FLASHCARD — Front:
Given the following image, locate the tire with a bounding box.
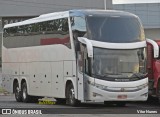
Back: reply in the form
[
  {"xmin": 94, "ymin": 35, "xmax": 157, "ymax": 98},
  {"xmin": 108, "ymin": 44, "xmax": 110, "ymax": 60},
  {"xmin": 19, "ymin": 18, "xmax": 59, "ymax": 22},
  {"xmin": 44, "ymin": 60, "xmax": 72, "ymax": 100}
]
[
  {"xmin": 22, "ymin": 82, "xmax": 31, "ymax": 103},
  {"xmin": 66, "ymin": 83, "xmax": 80, "ymax": 106},
  {"xmin": 14, "ymin": 82, "xmax": 22, "ymax": 102}
]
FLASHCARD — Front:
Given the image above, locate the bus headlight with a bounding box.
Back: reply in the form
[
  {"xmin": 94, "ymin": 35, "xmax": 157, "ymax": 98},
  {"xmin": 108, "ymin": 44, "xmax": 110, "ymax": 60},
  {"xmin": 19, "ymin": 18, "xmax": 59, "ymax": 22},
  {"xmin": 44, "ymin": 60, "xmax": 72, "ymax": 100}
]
[
  {"xmin": 91, "ymin": 82, "xmax": 148, "ymax": 92},
  {"xmin": 94, "ymin": 83, "xmax": 108, "ymax": 90}
]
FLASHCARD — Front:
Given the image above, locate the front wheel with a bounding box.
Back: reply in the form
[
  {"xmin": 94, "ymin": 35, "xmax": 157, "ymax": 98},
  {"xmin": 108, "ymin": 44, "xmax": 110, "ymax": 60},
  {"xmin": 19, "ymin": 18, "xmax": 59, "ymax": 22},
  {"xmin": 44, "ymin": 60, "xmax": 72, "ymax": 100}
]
[{"xmin": 66, "ymin": 83, "xmax": 80, "ymax": 106}]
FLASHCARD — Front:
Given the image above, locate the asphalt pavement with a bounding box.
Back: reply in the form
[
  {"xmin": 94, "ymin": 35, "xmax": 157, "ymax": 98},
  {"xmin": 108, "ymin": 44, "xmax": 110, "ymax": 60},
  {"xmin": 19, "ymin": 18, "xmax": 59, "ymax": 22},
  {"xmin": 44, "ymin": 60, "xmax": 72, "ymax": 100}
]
[{"xmin": 0, "ymin": 94, "xmax": 160, "ymax": 117}]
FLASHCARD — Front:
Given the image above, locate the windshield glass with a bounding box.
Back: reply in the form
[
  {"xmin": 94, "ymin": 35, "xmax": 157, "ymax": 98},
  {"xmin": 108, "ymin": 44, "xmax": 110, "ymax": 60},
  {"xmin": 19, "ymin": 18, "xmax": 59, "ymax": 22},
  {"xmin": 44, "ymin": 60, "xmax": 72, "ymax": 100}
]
[
  {"xmin": 92, "ymin": 48, "xmax": 146, "ymax": 81},
  {"xmin": 87, "ymin": 15, "xmax": 145, "ymax": 43}
]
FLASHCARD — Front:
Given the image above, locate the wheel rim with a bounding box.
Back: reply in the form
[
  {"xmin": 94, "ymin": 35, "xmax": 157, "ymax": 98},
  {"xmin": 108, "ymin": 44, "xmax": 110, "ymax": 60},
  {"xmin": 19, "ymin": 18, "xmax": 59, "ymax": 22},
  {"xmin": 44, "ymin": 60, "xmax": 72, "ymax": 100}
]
[
  {"xmin": 15, "ymin": 86, "xmax": 19, "ymax": 99},
  {"xmin": 23, "ymin": 87, "xmax": 27, "ymax": 100},
  {"xmin": 69, "ymin": 88, "xmax": 75, "ymax": 104}
]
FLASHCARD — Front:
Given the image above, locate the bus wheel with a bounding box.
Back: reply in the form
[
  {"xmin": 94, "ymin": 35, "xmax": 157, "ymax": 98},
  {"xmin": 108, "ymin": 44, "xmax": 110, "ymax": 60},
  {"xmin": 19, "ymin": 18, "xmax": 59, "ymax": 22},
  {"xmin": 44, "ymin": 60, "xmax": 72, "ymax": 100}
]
[
  {"xmin": 14, "ymin": 82, "xmax": 22, "ymax": 102},
  {"xmin": 66, "ymin": 83, "xmax": 80, "ymax": 106},
  {"xmin": 22, "ymin": 82, "xmax": 31, "ymax": 103}
]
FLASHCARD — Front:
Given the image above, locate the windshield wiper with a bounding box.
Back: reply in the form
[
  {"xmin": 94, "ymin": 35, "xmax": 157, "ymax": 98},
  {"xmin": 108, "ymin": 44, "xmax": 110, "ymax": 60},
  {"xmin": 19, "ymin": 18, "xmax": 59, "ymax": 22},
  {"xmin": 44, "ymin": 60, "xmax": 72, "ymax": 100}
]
[
  {"xmin": 131, "ymin": 73, "xmax": 146, "ymax": 79},
  {"xmin": 102, "ymin": 73, "xmax": 129, "ymax": 78},
  {"xmin": 92, "ymin": 74, "xmax": 104, "ymax": 78}
]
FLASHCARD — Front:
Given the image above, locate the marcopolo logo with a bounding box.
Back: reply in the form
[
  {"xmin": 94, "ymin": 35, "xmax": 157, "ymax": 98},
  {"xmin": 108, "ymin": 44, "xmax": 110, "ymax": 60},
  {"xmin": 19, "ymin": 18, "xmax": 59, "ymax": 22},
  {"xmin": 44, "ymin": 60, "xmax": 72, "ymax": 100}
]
[{"xmin": 2, "ymin": 109, "xmax": 11, "ymax": 114}]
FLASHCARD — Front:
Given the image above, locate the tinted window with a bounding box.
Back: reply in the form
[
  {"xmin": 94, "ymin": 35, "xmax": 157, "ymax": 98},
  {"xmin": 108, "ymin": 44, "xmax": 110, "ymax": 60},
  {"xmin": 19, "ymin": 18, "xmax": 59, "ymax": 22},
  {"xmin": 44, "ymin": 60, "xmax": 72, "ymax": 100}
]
[
  {"xmin": 71, "ymin": 17, "xmax": 87, "ymax": 52},
  {"xmin": 71, "ymin": 16, "xmax": 87, "ymax": 39},
  {"xmin": 87, "ymin": 16, "xmax": 145, "ymax": 43},
  {"xmin": 3, "ymin": 18, "xmax": 71, "ymax": 48},
  {"xmin": 92, "ymin": 47, "xmax": 146, "ymax": 81}
]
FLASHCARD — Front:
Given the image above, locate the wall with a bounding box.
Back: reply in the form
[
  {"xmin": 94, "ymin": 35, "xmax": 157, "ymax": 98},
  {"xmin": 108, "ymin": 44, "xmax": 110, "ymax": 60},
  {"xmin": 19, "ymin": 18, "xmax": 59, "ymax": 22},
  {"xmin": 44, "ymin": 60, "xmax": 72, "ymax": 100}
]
[
  {"xmin": 113, "ymin": 3, "xmax": 160, "ymax": 28},
  {"xmin": 0, "ymin": 0, "xmax": 112, "ymax": 16},
  {"xmin": 113, "ymin": 3, "xmax": 160, "ymax": 40},
  {"xmin": 145, "ymin": 28, "xmax": 160, "ymax": 40}
]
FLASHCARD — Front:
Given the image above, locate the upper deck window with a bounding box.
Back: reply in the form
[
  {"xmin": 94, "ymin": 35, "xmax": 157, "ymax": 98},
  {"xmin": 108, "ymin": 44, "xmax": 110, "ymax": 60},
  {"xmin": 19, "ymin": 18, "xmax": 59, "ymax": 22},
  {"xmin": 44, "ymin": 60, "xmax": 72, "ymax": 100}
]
[
  {"xmin": 3, "ymin": 18, "xmax": 71, "ymax": 48},
  {"xmin": 86, "ymin": 15, "xmax": 145, "ymax": 43}
]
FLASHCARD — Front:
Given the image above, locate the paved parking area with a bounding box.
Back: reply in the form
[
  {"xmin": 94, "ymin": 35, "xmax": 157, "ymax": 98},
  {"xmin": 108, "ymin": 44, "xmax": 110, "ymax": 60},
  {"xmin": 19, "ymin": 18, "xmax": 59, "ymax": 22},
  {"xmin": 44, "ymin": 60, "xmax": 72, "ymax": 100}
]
[{"xmin": 0, "ymin": 95, "xmax": 160, "ymax": 117}]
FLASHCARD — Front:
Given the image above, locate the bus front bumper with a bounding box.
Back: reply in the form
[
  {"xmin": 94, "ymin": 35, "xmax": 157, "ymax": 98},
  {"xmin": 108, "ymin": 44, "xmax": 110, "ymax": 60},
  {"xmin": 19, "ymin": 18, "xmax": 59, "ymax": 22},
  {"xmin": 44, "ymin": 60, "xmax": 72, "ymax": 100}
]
[{"xmin": 84, "ymin": 78, "xmax": 148, "ymax": 102}]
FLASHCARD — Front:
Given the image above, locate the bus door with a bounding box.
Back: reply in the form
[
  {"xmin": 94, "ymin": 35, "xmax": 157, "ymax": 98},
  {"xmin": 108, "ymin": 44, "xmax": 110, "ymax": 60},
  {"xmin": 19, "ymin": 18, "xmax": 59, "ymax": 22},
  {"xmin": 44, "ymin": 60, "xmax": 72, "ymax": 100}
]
[{"xmin": 77, "ymin": 51, "xmax": 85, "ymax": 101}]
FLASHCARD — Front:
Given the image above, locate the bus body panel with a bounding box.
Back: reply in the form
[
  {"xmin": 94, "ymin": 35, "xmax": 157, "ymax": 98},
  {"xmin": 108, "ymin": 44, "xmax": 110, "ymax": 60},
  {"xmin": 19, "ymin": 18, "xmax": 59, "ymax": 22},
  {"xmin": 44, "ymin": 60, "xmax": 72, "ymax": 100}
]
[
  {"xmin": 84, "ymin": 76, "xmax": 148, "ymax": 102},
  {"xmin": 2, "ymin": 44, "xmax": 75, "ymax": 98}
]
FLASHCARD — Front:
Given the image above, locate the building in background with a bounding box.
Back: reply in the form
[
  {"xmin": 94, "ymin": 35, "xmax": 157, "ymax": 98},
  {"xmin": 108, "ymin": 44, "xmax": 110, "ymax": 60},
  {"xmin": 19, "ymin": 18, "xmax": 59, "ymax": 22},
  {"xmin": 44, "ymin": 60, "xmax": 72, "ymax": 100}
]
[
  {"xmin": 0, "ymin": 0, "xmax": 112, "ymax": 68},
  {"xmin": 114, "ymin": 3, "xmax": 160, "ymax": 40}
]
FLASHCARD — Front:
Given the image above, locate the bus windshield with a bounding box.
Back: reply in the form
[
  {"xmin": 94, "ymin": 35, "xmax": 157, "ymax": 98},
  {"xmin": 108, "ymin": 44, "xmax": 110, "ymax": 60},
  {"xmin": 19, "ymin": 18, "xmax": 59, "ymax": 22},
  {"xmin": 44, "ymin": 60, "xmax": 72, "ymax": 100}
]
[
  {"xmin": 86, "ymin": 15, "xmax": 145, "ymax": 43},
  {"xmin": 92, "ymin": 47, "xmax": 146, "ymax": 81}
]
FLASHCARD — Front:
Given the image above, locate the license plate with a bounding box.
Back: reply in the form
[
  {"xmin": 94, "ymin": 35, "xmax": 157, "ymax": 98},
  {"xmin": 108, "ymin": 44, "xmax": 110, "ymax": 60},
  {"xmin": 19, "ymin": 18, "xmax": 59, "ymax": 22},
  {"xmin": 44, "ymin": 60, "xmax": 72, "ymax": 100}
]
[{"xmin": 117, "ymin": 95, "xmax": 127, "ymax": 99}]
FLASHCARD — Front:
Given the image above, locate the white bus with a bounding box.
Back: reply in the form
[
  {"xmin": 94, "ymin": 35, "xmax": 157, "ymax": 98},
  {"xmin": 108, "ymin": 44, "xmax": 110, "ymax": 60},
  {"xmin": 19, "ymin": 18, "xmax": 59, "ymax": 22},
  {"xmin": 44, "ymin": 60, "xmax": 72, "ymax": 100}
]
[{"xmin": 2, "ymin": 10, "xmax": 148, "ymax": 106}]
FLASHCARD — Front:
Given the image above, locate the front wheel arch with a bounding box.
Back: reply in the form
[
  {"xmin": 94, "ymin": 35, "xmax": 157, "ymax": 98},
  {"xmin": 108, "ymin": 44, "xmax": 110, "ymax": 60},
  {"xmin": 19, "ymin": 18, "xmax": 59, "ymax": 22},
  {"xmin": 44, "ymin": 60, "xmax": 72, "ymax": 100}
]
[
  {"xmin": 65, "ymin": 81, "xmax": 80, "ymax": 106},
  {"xmin": 65, "ymin": 80, "xmax": 72, "ymax": 98}
]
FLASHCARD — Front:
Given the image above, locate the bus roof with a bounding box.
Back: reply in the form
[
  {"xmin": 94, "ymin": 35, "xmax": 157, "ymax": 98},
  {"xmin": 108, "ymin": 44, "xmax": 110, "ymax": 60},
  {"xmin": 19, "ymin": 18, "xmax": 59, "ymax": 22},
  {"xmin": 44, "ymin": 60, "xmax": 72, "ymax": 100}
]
[
  {"xmin": 4, "ymin": 11, "xmax": 69, "ymax": 28},
  {"xmin": 4, "ymin": 9, "xmax": 137, "ymax": 29}
]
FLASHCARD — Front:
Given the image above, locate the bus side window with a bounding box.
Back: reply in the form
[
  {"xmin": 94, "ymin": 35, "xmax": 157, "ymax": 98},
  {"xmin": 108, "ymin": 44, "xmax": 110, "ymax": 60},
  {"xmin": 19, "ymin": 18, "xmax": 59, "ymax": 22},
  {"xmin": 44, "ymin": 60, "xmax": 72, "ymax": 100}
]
[
  {"xmin": 71, "ymin": 16, "xmax": 87, "ymax": 52},
  {"xmin": 83, "ymin": 47, "xmax": 92, "ymax": 76},
  {"xmin": 72, "ymin": 31, "xmax": 80, "ymax": 52}
]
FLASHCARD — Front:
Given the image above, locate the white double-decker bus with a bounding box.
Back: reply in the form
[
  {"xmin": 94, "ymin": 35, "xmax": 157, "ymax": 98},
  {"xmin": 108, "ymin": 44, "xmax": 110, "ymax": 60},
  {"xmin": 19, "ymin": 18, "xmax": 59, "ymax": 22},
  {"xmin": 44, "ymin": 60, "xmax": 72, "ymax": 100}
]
[{"xmin": 2, "ymin": 10, "xmax": 148, "ymax": 106}]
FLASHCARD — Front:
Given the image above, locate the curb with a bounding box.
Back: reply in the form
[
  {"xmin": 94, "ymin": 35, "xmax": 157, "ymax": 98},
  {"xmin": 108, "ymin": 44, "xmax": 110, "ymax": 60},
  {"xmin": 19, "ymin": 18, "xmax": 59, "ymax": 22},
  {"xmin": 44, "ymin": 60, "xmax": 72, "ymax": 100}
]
[
  {"xmin": 0, "ymin": 93, "xmax": 5, "ymax": 96},
  {"xmin": 0, "ymin": 92, "xmax": 11, "ymax": 96}
]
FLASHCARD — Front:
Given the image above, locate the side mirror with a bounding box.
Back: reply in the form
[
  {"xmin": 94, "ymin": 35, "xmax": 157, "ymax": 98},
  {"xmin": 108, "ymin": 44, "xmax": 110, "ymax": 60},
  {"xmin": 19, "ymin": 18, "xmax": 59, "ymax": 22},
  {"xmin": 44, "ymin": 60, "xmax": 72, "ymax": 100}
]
[{"xmin": 146, "ymin": 38, "xmax": 159, "ymax": 58}]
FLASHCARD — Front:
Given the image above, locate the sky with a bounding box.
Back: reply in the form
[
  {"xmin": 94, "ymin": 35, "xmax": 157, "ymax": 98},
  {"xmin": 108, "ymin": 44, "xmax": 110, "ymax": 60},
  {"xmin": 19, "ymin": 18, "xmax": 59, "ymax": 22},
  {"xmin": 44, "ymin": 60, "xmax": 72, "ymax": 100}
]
[{"xmin": 113, "ymin": 0, "xmax": 160, "ymax": 4}]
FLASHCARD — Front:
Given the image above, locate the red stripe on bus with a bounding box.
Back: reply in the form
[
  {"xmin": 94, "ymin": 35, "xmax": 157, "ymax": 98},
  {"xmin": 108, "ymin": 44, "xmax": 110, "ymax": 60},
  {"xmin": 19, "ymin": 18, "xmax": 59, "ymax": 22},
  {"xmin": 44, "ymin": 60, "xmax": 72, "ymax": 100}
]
[{"xmin": 40, "ymin": 37, "xmax": 70, "ymax": 45}]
